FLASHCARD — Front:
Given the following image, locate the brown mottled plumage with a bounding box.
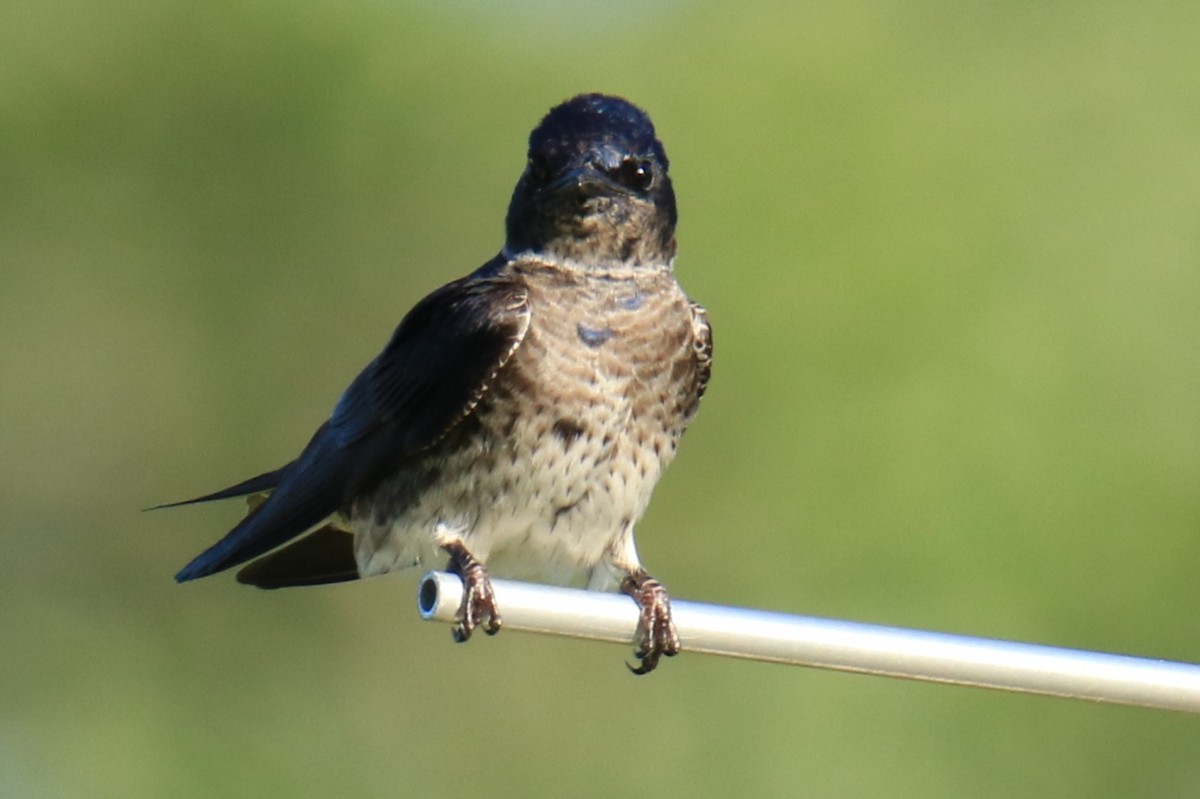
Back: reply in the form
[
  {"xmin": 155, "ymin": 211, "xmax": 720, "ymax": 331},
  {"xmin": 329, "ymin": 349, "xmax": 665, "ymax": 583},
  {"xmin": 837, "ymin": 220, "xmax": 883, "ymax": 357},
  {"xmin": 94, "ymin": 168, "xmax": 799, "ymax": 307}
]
[{"xmin": 355, "ymin": 257, "xmax": 711, "ymax": 591}]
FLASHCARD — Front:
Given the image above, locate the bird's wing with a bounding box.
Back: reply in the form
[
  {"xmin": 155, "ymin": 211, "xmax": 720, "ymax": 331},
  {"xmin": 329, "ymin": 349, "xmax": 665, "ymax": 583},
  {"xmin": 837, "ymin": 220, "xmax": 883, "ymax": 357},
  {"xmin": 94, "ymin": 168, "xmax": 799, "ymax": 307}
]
[
  {"xmin": 688, "ymin": 301, "xmax": 713, "ymax": 410},
  {"xmin": 174, "ymin": 272, "xmax": 531, "ymax": 582}
]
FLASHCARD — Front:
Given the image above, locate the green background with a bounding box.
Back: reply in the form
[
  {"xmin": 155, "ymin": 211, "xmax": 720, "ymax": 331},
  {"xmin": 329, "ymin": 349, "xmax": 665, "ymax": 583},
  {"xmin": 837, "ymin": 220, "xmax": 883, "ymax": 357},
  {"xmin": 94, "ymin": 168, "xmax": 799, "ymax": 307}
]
[{"xmin": 3, "ymin": 1, "xmax": 1198, "ymax": 796}]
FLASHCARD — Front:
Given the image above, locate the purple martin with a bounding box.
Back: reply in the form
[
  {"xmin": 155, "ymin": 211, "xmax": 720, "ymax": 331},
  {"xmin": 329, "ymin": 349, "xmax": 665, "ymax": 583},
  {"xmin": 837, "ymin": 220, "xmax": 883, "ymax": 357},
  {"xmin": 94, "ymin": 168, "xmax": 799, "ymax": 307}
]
[{"xmin": 167, "ymin": 93, "xmax": 712, "ymax": 674}]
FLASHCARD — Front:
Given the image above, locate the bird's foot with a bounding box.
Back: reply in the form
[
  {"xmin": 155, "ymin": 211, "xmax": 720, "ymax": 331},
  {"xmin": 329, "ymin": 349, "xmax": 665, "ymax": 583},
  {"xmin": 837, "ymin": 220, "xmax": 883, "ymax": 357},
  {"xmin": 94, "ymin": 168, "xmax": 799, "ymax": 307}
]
[
  {"xmin": 443, "ymin": 541, "xmax": 501, "ymax": 642},
  {"xmin": 620, "ymin": 571, "xmax": 680, "ymax": 675}
]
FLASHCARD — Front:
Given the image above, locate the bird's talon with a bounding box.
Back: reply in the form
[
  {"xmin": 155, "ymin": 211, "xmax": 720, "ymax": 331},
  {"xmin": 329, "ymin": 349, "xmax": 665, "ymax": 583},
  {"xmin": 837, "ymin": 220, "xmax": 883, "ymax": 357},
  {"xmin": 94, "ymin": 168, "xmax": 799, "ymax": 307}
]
[
  {"xmin": 621, "ymin": 571, "xmax": 679, "ymax": 675},
  {"xmin": 444, "ymin": 540, "xmax": 501, "ymax": 644}
]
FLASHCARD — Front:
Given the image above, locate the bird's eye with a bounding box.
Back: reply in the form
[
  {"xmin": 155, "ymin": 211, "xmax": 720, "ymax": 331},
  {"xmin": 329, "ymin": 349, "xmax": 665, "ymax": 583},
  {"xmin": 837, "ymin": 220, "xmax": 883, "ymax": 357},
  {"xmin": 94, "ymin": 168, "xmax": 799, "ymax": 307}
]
[{"xmin": 609, "ymin": 159, "xmax": 655, "ymax": 193}]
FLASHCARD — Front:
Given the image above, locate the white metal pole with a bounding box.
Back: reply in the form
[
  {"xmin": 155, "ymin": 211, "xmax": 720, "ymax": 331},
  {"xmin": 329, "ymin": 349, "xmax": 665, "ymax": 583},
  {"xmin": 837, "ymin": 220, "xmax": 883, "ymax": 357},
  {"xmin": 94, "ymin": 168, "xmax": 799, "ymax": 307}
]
[{"xmin": 418, "ymin": 571, "xmax": 1200, "ymax": 713}]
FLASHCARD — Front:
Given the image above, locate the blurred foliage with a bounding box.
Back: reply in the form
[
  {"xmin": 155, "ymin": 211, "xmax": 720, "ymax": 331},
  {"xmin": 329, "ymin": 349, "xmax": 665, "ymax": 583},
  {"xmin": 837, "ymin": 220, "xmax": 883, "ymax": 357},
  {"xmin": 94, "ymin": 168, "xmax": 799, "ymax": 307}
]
[{"xmin": 2, "ymin": 0, "xmax": 1199, "ymax": 796}]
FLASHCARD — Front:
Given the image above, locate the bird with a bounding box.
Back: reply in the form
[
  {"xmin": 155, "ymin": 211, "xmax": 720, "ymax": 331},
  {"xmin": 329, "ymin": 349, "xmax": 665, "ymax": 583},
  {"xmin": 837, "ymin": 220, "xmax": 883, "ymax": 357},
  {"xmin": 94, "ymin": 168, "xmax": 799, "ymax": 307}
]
[{"xmin": 165, "ymin": 93, "xmax": 713, "ymax": 674}]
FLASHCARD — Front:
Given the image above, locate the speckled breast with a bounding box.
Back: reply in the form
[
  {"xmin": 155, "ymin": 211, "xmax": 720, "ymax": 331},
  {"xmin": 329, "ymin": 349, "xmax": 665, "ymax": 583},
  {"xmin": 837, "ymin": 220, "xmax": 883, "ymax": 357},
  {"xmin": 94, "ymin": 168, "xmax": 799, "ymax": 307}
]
[{"xmin": 356, "ymin": 259, "xmax": 706, "ymax": 585}]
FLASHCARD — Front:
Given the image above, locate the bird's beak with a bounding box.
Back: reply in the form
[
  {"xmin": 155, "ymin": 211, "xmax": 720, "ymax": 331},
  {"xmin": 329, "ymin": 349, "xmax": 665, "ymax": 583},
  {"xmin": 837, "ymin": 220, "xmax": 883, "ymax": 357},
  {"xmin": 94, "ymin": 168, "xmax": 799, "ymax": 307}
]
[{"xmin": 545, "ymin": 164, "xmax": 630, "ymax": 199}]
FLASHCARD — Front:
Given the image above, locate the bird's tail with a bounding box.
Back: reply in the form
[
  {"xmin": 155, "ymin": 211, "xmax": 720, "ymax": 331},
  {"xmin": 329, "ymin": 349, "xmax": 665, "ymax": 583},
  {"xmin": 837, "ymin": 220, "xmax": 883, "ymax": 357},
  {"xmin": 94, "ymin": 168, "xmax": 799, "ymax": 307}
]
[{"xmin": 146, "ymin": 464, "xmax": 291, "ymax": 510}]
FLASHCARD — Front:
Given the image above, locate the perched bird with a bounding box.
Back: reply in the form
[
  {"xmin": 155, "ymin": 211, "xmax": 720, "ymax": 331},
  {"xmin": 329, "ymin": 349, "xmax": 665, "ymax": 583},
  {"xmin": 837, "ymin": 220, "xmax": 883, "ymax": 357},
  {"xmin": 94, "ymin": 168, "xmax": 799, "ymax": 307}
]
[{"xmin": 167, "ymin": 93, "xmax": 712, "ymax": 674}]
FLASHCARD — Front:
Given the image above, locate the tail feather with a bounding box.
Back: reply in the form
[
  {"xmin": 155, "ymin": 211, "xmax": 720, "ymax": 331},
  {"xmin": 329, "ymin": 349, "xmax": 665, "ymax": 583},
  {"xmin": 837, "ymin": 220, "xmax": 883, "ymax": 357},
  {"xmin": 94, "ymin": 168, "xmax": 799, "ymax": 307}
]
[
  {"xmin": 173, "ymin": 456, "xmax": 344, "ymax": 583},
  {"xmin": 236, "ymin": 525, "xmax": 359, "ymax": 589},
  {"xmin": 149, "ymin": 465, "xmax": 291, "ymax": 511}
]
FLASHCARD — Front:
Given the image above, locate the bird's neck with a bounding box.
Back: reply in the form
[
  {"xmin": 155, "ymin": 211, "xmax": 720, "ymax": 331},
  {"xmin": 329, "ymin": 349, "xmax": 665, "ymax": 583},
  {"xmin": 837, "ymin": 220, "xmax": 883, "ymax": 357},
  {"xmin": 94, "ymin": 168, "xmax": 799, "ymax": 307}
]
[{"xmin": 502, "ymin": 247, "xmax": 675, "ymax": 284}]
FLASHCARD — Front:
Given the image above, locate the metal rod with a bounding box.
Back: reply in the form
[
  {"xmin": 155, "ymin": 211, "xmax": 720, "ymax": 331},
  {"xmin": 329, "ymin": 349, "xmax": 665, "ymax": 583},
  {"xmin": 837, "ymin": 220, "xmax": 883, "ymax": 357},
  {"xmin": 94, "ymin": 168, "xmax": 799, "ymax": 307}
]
[{"xmin": 418, "ymin": 571, "xmax": 1200, "ymax": 713}]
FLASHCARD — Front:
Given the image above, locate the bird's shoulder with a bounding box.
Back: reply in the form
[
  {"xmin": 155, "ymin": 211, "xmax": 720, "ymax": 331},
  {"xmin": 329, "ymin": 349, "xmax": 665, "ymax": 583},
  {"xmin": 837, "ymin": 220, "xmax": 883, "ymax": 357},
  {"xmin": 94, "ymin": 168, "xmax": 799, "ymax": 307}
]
[{"xmin": 328, "ymin": 256, "xmax": 532, "ymax": 454}]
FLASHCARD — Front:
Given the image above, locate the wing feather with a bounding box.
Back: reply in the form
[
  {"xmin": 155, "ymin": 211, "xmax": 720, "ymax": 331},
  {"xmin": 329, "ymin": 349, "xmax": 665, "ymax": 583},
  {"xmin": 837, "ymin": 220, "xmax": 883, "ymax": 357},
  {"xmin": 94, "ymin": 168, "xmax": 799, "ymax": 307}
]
[{"xmin": 173, "ymin": 270, "xmax": 531, "ymax": 582}]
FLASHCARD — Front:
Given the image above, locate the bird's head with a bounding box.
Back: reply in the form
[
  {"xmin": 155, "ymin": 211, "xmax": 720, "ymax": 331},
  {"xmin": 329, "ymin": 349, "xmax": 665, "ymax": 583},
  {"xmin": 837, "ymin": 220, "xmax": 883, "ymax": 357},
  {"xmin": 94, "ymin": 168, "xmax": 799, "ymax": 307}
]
[{"xmin": 504, "ymin": 94, "xmax": 677, "ymax": 270}]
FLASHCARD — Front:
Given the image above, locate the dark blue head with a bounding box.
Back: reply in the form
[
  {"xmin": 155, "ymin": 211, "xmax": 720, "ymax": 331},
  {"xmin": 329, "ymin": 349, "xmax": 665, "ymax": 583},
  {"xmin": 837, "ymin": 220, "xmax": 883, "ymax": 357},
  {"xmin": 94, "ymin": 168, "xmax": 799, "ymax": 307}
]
[{"xmin": 505, "ymin": 94, "xmax": 678, "ymax": 268}]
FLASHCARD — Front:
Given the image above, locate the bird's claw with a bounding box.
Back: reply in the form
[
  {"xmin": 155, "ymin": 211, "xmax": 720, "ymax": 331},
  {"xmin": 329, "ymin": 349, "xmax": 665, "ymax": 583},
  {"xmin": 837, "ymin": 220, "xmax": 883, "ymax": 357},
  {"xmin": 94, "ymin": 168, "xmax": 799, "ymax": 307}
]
[
  {"xmin": 444, "ymin": 541, "xmax": 502, "ymax": 642},
  {"xmin": 621, "ymin": 572, "xmax": 680, "ymax": 675}
]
